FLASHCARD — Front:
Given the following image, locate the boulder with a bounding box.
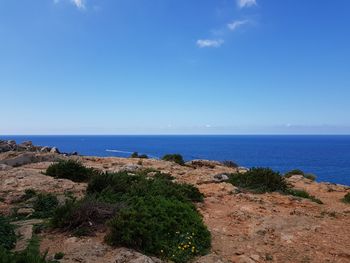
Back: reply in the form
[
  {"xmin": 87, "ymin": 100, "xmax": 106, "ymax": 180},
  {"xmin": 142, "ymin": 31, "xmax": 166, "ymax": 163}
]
[
  {"xmin": 50, "ymin": 147, "xmax": 60, "ymax": 154},
  {"xmin": 0, "ymin": 152, "xmax": 37, "ymax": 167},
  {"xmin": 40, "ymin": 146, "xmax": 51, "ymax": 153},
  {"xmin": 213, "ymin": 173, "xmax": 230, "ymax": 182},
  {"xmin": 119, "ymin": 164, "xmax": 142, "ymax": 173},
  {"xmin": 0, "ymin": 141, "xmax": 12, "ymax": 153}
]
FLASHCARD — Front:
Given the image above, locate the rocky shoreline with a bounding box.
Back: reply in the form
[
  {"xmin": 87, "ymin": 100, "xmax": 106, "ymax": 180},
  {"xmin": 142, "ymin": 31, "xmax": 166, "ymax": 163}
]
[{"xmin": 1, "ymin": 141, "xmax": 350, "ymax": 263}]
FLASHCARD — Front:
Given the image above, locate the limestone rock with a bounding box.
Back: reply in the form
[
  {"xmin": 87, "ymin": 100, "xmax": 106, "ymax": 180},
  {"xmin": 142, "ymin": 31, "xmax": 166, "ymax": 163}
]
[{"xmin": 213, "ymin": 173, "xmax": 230, "ymax": 182}]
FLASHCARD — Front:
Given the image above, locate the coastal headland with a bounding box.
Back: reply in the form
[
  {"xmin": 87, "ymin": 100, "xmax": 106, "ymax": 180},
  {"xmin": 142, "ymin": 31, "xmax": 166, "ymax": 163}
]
[{"xmin": 1, "ymin": 140, "xmax": 350, "ymax": 263}]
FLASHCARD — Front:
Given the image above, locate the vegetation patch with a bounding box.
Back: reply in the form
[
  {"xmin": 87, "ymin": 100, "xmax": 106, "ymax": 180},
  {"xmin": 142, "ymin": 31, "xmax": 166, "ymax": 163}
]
[
  {"xmin": 87, "ymin": 172, "xmax": 204, "ymax": 203},
  {"xmin": 342, "ymin": 192, "xmax": 350, "ymax": 204},
  {"xmin": 51, "ymin": 198, "xmax": 122, "ymax": 236},
  {"xmin": 22, "ymin": 189, "xmax": 37, "ymax": 201},
  {"xmin": 45, "ymin": 159, "xmax": 98, "ymax": 182},
  {"xmin": 228, "ymin": 167, "xmax": 323, "ymax": 204},
  {"xmin": 0, "ymin": 236, "xmax": 50, "ymax": 263},
  {"xmin": 162, "ymin": 154, "xmax": 185, "ymax": 165},
  {"xmin": 228, "ymin": 167, "xmax": 289, "ymax": 193},
  {"xmin": 287, "ymin": 189, "xmax": 323, "ymax": 204},
  {"xmin": 32, "ymin": 193, "xmax": 59, "ymax": 218},
  {"xmin": 0, "ymin": 216, "xmax": 17, "ymax": 250},
  {"xmin": 52, "ymin": 170, "xmax": 208, "ymax": 262},
  {"xmin": 221, "ymin": 160, "xmax": 239, "ymax": 168},
  {"xmin": 284, "ymin": 169, "xmax": 317, "ymax": 181},
  {"xmin": 106, "ymin": 196, "xmax": 210, "ymax": 263},
  {"xmin": 130, "ymin": 152, "xmax": 148, "ymax": 159}
]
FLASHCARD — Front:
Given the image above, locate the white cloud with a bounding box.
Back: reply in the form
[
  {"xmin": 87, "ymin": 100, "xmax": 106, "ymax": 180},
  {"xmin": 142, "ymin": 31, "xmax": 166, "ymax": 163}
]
[
  {"xmin": 237, "ymin": 0, "xmax": 257, "ymax": 8},
  {"xmin": 54, "ymin": 0, "xmax": 86, "ymax": 10},
  {"xmin": 196, "ymin": 39, "xmax": 224, "ymax": 48},
  {"xmin": 227, "ymin": 20, "xmax": 250, "ymax": 31},
  {"xmin": 71, "ymin": 0, "xmax": 85, "ymax": 9}
]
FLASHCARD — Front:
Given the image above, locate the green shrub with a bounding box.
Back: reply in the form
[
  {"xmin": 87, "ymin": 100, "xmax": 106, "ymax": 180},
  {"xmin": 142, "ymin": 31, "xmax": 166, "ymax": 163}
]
[
  {"xmin": 51, "ymin": 198, "xmax": 122, "ymax": 236},
  {"xmin": 130, "ymin": 152, "xmax": 148, "ymax": 159},
  {"xmin": 284, "ymin": 169, "xmax": 317, "ymax": 181},
  {"xmin": 32, "ymin": 193, "xmax": 59, "ymax": 218},
  {"xmin": 22, "ymin": 189, "xmax": 37, "ymax": 201},
  {"xmin": 287, "ymin": 189, "xmax": 323, "ymax": 204},
  {"xmin": 228, "ymin": 167, "xmax": 288, "ymax": 193},
  {"xmin": 54, "ymin": 170, "xmax": 208, "ymax": 262},
  {"xmin": 0, "ymin": 216, "xmax": 16, "ymax": 250},
  {"xmin": 162, "ymin": 154, "xmax": 185, "ymax": 165},
  {"xmin": 0, "ymin": 236, "xmax": 49, "ymax": 263},
  {"xmin": 105, "ymin": 196, "xmax": 210, "ymax": 263},
  {"xmin": 46, "ymin": 160, "xmax": 97, "ymax": 182},
  {"xmin": 54, "ymin": 252, "xmax": 64, "ymax": 260},
  {"xmin": 304, "ymin": 173, "xmax": 317, "ymax": 181},
  {"xmin": 221, "ymin": 160, "xmax": 239, "ymax": 168},
  {"xmin": 87, "ymin": 172, "xmax": 204, "ymax": 203},
  {"xmin": 342, "ymin": 192, "xmax": 350, "ymax": 204}
]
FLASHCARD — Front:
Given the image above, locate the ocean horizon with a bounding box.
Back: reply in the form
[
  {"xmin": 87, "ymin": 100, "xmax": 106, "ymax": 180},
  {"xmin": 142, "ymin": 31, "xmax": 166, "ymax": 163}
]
[{"xmin": 2, "ymin": 135, "xmax": 350, "ymax": 186}]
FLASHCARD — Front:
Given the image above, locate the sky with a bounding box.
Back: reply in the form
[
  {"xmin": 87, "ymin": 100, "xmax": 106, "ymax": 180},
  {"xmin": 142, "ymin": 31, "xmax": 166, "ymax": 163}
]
[{"xmin": 0, "ymin": 0, "xmax": 350, "ymax": 135}]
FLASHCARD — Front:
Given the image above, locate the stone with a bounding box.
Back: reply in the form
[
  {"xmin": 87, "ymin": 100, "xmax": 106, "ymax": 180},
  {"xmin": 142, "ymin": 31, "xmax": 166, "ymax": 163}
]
[
  {"xmin": 0, "ymin": 164, "xmax": 12, "ymax": 171},
  {"xmin": 0, "ymin": 152, "xmax": 36, "ymax": 167},
  {"xmin": 0, "ymin": 142, "xmax": 12, "ymax": 153},
  {"xmin": 119, "ymin": 164, "xmax": 142, "ymax": 173},
  {"xmin": 213, "ymin": 173, "xmax": 230, "ymax": 182},
  {"xmin": 237, "ymin": 255, "xmax": 255, "ymax": 263},
  {"xmin": 12, "ymin": 219, "xmax": 43, "ymax": 251},
  {"xmin": 40, "ymin": 146, "xmax": 51, "ymax": 153},
  {"xmin": 16, "ymin": 207, "xmax": 34, "ymax": 217},
  {"xmin": 50, "ymin": 147, "xmax": 60, "ymax": 154},
  {"xmin": 111, "ymin": 248, "xmax": 162, "ymax": 263}
]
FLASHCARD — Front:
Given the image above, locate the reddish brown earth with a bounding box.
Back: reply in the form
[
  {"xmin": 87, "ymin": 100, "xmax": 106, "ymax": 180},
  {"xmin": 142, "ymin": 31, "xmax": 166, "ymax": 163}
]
[{"xmin": 1, "ymin": 151, "xmax": 350, "ymax": 263}]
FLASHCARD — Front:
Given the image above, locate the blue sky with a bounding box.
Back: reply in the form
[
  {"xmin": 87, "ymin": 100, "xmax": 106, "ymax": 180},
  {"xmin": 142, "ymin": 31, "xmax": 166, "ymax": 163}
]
[{"xmin": 1, "ymin": 0, "xmax": 349, "ymax": 134}]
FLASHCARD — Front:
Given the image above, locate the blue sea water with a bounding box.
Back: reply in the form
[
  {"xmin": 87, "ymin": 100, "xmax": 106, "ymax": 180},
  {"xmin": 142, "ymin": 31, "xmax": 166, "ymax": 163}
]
[{"xmin": 2, "ymin": 135, "xmax": 350, "ymax": 186}]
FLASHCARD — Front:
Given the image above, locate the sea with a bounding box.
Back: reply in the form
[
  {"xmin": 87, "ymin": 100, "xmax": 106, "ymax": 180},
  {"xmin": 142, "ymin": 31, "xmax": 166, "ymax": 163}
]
[{"xmin": 1, "ymin": 135, "xmax": 350, "ymax": 186}]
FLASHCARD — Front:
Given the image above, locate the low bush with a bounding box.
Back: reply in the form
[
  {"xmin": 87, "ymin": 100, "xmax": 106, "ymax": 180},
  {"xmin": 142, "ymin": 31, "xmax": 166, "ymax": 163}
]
[
  {"xmin": 54, "ymin": 252, "xmax": 64, "ymax": 260},
  {"xmin": 130, "ymin": 152, "xmax": 148, "ymax": 159},
  {"xmin": 32, "ymin": 193, "xmax": 59, "ymax": 218},
  {"xmin": 22, "ymin": 189, "xmax": 37, "ymax": 201},
  {"xmin": 287, "ymin": 189, "xmax": 323, "ymax": 204},
  {"xmin": 45, "ymin": 159, "xmax": 98, "ymax": 182},
  {"xmin": 303, "ymin": 173, "xmax": 317, "ymax": 181},
  {"xmin": 87, "ymin": 172, "xmax": 204, "ymax": 203},
  {"xmin": 0, "ymin": 236, "xmax": 49, "ymax": 263},
  {"xmin": 0, "ymin": 216, "xmax": 16, "ymax": 250},
  {"xmin": 52, "ymin": 169, "xmax": 208, "ymax": 262},
  {"xmin": 228, "ymin": 167, "xmax": 289, "ymax": 193},
  {"xmin": 342, "ymin": 192, "xmax": 350, "ymax": 204},
  {"xmin": 105, "ymin": 196, "xmax": 210, "ymax": 263},
  {"xmin": 162, "ymin": 154, "xmax": 185, "ymax": 165},
  {"xmin": 51, "ymin": 198, "xmax": 122, "ymax": 236},
  {"xmin": 284, "ymin": 169, "xmax": 316, "ymax": 181},
  {"xmin": 221, "ymin": 160, "xmax": 239, "ymax": 168}
]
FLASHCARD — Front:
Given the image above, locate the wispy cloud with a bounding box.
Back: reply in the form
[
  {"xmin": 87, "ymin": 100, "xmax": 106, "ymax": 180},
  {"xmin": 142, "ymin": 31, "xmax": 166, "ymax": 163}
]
[
  {"xmin": 54, "ymin": 0, "xmax": 86, "ymax": 10},
  {"xmin": 196, "ymin": 39, "xmax": 224, "ymax": 48},
  {"xmin": 227, "ymin": 20, "xmax": 250, "ymax": 31},
  {"xmin": 237, "ymin": 0, "xmax": 257, "ymax": 8}
]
